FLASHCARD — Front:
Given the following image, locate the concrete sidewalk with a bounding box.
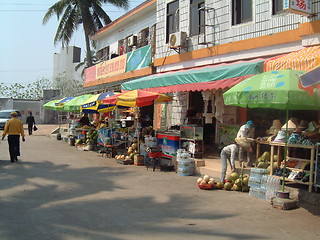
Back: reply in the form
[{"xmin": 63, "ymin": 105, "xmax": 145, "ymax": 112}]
[{"xmin": 0, "ymin": 135, "xmax": 319, "ymax": 240}]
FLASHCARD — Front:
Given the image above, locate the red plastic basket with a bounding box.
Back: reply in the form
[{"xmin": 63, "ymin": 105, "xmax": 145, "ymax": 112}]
[
  {"xmin": 148, "ymin": 151, "xmax": 162, "ymax": 158},
  {"xmin": 198, "ymin": 184, "xmax": 214, "ymax": 190}
]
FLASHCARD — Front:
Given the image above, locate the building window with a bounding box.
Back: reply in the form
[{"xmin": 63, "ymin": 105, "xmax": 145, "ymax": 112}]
[
  {"xmin": 272, "ymin": 0, "xmax": 283, "ymax": 15},
  {"xmin": 190, "ymin": 0, "xmax": 205, "ymax": 36},
  {"xmin": 140, "ymin": 28, "xmax": 149, "ymax": 47},
  {"xmin": 232, "ymin": 0, "xmax": 252, "ymax": 25},
  {"xmin": 96, "ymin": 46, "xmax": 109, "ymax": 61},
  {"xmin": 166, "ymin": 0, "xmax": 179, "ymax": 42}
]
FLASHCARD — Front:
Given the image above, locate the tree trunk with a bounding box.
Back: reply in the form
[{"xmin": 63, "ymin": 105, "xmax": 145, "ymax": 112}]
[{"xmin": 84, "ymin": 33, "xmax": 93, "ymax": 67}]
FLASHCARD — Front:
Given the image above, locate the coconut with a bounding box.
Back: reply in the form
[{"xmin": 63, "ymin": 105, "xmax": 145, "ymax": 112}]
[
  {"xmin": 242, "ymin": 177, "xmax": 249, "ymax": 186},
  {"xmin": 234, "ymin": 178, "xmax": 242, "ymax": 187},
  {"xmin": 216, "ymin": 181, "xmax": 224, "ymax": 189},
  {"xmin": 257, "ymin": 162, "xmax": 269, "ymax": 169},
  {"xmin": 200, "ymin": 180, "xmax": 208, "ymax": 185},
  {"xmin": 203, "ymin": 175, "xmax": 210, "ymax": 182},
  {"xmin": 224, "ymin": 182, "xmax": 232, "ymax": 191},
  {"xmin": 227, "ymin": 175, "xmax": 233, "ymax": 183},
  {"xmin": 209, "ymin": 178, "xmax": 214, "ymax": 182},
  {"xmin": 266, "ymin": 166, "xmax": 271, "ymax": 174},
  {"xmin": 131, "ymin": 143, "xmax": 138, "ymax": 149},
  {"xmin": 230, "ymin": 172, "xmax": 239, "ymax": 181},
  {"xmin": 208, "ymin": 180, "xmax": 215, "ymax": 185},
  {"xmin": 197, "ymin": 178, "xmax": 203, "ymax": 184},
  {"xmin": 233, "ymin": 184, "xmax": 241, "ymax": 191}
]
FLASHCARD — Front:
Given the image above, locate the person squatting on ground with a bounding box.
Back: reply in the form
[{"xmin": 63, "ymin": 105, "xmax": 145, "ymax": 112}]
[
  {"xmin": 220, "ymin": 143, "xmax": 238, "ymax": 183},
  {"xmin": 236, "ymin": 120, "xmax": 255, "ymax": 167},
  {"xmin": 2, "ymin": 111, "xmax": 25, "ymax": 162},
  {"xmin": 26, "ymin": 112, "xmax": 35, "ymax": 135}
]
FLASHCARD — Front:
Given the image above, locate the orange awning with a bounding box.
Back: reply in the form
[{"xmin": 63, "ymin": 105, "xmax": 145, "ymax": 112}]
[{"xmin": 264, "ymin": 46, "xmax": 320, "ymax": 71}]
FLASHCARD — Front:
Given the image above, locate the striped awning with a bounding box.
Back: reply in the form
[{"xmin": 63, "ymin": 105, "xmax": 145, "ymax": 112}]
[{"xmin": 265, "ymin": 46, "xmax": 320, "ymax": 71}]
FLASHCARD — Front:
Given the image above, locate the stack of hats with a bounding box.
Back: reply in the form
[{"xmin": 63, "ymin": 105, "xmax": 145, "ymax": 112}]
[
  {"xmin": 302, "ymin": 121, "xmax": 320, "ymax": 139},
  {"xmin": 266, "ymin": 119, "xmax": 282, "ymax": 135},
  {"xmin": 296, "ymin": 120, "xmax": 308, "ymax": 132},
  {"xmin": 281, "ymin": 118, "xmax": 297, "ymax": 133},
  {"xmin": 272, "ymin": 130, "xmax": 286, "ymax": 143}
]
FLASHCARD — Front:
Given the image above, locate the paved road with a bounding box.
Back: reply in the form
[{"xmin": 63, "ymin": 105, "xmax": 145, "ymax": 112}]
[{"xmin": 0, "ymin": 134, "xmax": 319, "ymax": 240}]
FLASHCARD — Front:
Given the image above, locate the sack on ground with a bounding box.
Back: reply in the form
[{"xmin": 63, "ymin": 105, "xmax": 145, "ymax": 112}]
[{"xmin": 33, "ymin": 125, "xmax": 38, "ymax": 131}]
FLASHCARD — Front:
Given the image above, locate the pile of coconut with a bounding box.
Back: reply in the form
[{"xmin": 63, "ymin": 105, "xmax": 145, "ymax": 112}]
[{"xmin": 197, "ymin": 172, "xmax": 250, "ymax": 192}]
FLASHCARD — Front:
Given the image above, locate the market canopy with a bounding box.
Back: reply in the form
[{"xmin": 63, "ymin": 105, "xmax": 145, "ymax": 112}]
[
  {"xmin": 121, "ymin": 59, "xmax": 265, "ymax": 93},
  {"xmin": 62, "ymin": 94, "xmax": 93, "ymax": 112},
  {"xmin": 81, "ymin": 92, "xmax": 117, "ymax": 114},
  {"xmin": 264, "ymin": 46, "xmax": 320, "ymax": 72},
  {"xmin": 223, "ymin": 69, "xmax": 320, "ymax": 110},
  {"xmin": 55, "ymin": 97, "xmax": 75, "ymax": 106},
  {"xmin": 101, "ymin": 90, "xmax": 172, "ymax": 107},
  {"xmin": 43, "ymin": 99, "xmax": 60, "ymax": 110}
]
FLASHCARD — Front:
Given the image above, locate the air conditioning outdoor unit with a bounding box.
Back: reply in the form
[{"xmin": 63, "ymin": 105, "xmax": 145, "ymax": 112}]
[
  {"xmin": 169, "ymin": 31, "xmax": 187, "ymax": 49},
  {"xmin": 127, "ymin": 35, "xmax": 137, "ymax": 47}
]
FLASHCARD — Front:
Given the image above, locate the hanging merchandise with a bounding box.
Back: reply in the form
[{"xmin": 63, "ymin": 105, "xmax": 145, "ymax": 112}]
[{"xmin": 215, "ymin": 91, "xmax": 224, "ymax": 123}]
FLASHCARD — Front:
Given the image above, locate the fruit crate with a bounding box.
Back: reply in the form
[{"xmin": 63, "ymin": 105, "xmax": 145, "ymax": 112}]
[{"xmin": 116, "ymin": 158, "xmax": 133, "ymax": 165}]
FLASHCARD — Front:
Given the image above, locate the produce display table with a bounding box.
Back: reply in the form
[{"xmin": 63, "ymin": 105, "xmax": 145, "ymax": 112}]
[{"xmin": 256, "ymin": 141, "xmax": 315, "ymax": 192}]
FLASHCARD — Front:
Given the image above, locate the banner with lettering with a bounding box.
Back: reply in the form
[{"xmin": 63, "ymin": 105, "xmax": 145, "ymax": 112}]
[{"xmin": 96, "ymin": 55, "xmax": 127, "ymax": 79}]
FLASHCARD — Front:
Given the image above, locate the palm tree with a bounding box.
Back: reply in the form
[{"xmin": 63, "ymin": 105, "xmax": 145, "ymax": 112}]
[{"xmin": 43, "ymin": 0, "xmax": 129, "ymax": 67}]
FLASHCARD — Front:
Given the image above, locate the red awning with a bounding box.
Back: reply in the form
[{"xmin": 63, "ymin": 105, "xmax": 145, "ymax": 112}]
[{"xmin": 130, "ymin": 75, "xmax": 253, "ymax": 93}]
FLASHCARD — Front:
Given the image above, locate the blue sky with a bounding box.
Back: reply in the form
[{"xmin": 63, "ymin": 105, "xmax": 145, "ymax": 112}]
[{"xmin": 0, "ymin": 0, "xmax": 143, "ymax": 86}]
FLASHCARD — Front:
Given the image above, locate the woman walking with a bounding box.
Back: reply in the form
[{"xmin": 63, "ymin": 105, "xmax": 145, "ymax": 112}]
[{"xmin": 2, "ymin": 111, "xmax": 25, "ymax": 162}]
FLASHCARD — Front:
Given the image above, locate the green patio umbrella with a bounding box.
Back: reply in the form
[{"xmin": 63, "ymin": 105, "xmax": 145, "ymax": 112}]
[
  {"xmin": 43, "ymin": 99, "xmax": 61, "ymax": 110},
  {"xmin": 62, "ymin": 94, "xmax": 93, "ymax": 112},
  {"xmin": 223, "ymin": 69, "xmax": 320, "ymax": 191}
]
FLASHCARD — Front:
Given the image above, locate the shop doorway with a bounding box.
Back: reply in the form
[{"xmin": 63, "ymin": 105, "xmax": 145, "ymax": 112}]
[
  {"xmin": 140, "ymin": 105, "xmax": 154, "ymax": 128},
  {"xmin": 189, "ymin": 91, "xmax": 204, "ymax": 114},
  {"xmin": 188, "ymin": 91, "xmax": 216, "ymax": 154}
]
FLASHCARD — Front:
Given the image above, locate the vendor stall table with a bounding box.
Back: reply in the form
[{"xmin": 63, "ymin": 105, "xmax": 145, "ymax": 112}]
[{"xmin": 256, "ymin": 141, "xmax": 315, "ymax": 192}]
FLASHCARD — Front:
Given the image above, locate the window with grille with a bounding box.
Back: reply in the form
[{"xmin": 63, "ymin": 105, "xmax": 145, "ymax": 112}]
[
  {"xmin": 232, "ymin": 0, "xmax": 252, "ymax": 25},
  {"xmin": 166, "ymin": 0, "xmax": 179, "ymax": 42},
  {"xmin": 96, "ymin": 46, "xmax": 110, "ymax": 61},
  {"xmin": 190, "ymin": 0, "xmax": 205, "ymax": 36}
]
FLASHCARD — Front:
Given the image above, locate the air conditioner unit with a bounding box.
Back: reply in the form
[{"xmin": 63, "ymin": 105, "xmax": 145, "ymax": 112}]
[
  {"xmin": 169, "ymin": 31, "xmax": 187, "ymax": 49},
  {"xmin": 127, "ymin": 35, "xmax": 137, "ymax": 47}
]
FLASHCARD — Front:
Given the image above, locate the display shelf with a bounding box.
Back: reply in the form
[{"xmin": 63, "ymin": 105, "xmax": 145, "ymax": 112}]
[
  {"xmin": 256, "ymin": 142, "xmax": 315, "ymax": 192},
  {"xmin": 272, "ymin": 176, "xmax": 310, "ymax": 185},
  {"xmin": 286, "ymin": 157, "xmax": 311, "ymax": 162},
  {"xmin": 284, "ymin": 167, "xmax": 310, "ymax": 171},
  {"xmin": 180, "ymin": 120, "xmax": 204, "ymax": 158}
]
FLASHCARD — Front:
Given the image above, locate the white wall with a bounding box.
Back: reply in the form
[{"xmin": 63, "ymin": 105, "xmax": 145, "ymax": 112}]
[
  {"xmin": 52, "ymin": 46, "xmax": 83, "ymax": 83},
  {"xmin": 155, "ymin": 0, "xmax": 320, "ymax": 59}
]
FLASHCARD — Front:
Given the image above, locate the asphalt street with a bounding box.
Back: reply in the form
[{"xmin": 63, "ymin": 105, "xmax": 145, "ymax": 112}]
[{"xmin": 0, "ymin": 132, "xmax": 319, "ymax": 240}]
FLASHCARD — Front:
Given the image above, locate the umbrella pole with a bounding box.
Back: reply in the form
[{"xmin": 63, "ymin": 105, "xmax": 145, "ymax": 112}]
[
  {"xmin": 137, "ymin": 107, "xmax": 140, "ymax": 153},
  {"xmin": 282, "ymin": 108, "xmax": 289, "ymax": 192}
]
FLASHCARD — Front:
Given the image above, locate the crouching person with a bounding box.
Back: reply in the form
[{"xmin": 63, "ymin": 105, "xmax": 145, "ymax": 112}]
[{"xmin": 220, "ymin": 143, "xmax": 238, "ymax": 183}]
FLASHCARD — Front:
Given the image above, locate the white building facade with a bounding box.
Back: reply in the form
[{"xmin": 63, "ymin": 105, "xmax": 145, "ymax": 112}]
[{"xmin": 52, "ymin": 46, "xmax": 83, "ymax": 84}]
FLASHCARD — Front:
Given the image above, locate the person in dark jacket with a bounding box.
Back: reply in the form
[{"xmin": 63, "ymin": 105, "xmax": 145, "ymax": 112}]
[{"xmin": 26, "ymin": 112, "xmax": 35, "ymax": 135}]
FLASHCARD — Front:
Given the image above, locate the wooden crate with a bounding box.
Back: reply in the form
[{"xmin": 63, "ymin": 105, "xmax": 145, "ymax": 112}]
[{"xmin": 134, "ymin": 155, "xmax": 144, "ymax": 166}]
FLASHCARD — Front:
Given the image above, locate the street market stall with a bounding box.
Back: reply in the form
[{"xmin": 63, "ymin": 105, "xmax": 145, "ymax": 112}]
[{"xmin": 223, "ymin": 69, "xmax": 320, "ymax": 193}]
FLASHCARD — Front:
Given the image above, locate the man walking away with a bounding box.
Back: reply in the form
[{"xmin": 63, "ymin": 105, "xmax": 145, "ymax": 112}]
[
  {"xmin": 26, "ymin": 112, "xmax": 35, "ymax": 135},
  {"xmin": 2, "ymin": 112, "xmax": 25, "ymax": 162}
]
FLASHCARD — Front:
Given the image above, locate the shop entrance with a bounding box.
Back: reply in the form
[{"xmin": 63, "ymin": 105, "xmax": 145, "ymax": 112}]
[
  {"xmin": 188, "ymin": 91, "xmax": 216, "ymax": 154},
  {"xmin": 140, "ymin": 105, "xmax": 154, "ymax": 128}
]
